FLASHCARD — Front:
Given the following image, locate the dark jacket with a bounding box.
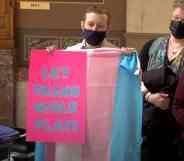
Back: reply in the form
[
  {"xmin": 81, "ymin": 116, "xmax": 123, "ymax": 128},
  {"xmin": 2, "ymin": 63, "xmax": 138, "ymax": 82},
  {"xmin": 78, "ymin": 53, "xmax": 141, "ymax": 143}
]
[
  {"xmin": 139, "ymin": 37, "xmax": 179, "ymax": 140},
  {"xmin": 173, "ymin": 72, "xmax": 184, "ymax": 139}
]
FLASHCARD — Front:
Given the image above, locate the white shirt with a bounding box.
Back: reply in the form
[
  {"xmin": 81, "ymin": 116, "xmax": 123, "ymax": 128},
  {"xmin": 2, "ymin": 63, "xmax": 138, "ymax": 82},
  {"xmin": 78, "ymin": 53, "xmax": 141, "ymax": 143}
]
[{"xmin": 67, "ymin": 39, "xmax": 117, "ymax": 50}]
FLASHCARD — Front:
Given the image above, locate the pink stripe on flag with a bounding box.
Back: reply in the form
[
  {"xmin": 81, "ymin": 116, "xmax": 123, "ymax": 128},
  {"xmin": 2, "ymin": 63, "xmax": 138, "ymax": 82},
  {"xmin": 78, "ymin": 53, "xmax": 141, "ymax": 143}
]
[
  {"xmin": 81, "ymin": 51, "xmax": 120, "ymax": 161},
  {"xmin": 45, "ymin": 143, "xmax": 56, "ymax": 161}
]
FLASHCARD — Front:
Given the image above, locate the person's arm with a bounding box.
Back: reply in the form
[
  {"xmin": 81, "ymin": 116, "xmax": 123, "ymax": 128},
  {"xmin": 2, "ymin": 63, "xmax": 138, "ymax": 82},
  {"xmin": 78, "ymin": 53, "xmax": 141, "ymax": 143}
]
[
  {"xmin": 139, "ymin": 39, "xmax": 155, "ymax": 72},
  {"xmin": 140, "ymin": 39, "xmax": 154, "ymax": 96},
  {"xmin": 173, "ymin": 73, "xmax": 184, "ymax": 129},
  {"xmin": 140, "ymin": 38, "xmax": 170, "ymax": 110},
  {"xmin": 145, "ymin": 92, "xmax": 170, "ymax": 110}
]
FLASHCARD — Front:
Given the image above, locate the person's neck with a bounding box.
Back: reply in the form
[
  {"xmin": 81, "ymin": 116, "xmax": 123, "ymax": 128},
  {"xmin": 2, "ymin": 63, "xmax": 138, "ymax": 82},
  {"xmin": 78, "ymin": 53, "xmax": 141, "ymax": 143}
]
[
  {"xmin": 87, "ymin": 43, "xmax": 100, "ymax": 49},
  {"xmin": 168, "ymin": 35, "xmax": 184, "ymax": 61},
  {"xmin": 85, "ymin": 40, "xmax": 104, "ymax": 49},
  {"xmin": 170, "ymin": 35, "xmax": 184, "ymax": 46}
]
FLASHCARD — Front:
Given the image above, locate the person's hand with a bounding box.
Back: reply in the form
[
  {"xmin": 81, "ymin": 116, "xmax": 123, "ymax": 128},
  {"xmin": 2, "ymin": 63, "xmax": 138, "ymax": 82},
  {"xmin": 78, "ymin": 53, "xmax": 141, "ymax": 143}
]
[
  {"xmin": 46, "ymin": 45, "xmax": 56, "ymax": 54},
  {"xmin": 147, "ymin": 92, "xmax": 170, "ymax": 110},
  {"xmin": 120, "ymin": 47, "xmax": 136, "ymax": 54}
]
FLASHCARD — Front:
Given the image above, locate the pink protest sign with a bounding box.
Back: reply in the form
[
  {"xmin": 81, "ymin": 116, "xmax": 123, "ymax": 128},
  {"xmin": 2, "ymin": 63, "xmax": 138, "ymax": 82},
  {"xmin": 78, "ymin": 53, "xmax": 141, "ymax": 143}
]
[{"xmin": 27, "ymin": 49, "xmax": 87, "ymax": 143}]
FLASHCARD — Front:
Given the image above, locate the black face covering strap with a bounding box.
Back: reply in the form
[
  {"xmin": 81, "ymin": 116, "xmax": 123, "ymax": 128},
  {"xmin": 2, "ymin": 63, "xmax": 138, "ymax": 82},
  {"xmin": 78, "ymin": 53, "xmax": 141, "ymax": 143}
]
[{"xmin": 169, "ymin": 20, "xmax": 184, "ymax": 39}]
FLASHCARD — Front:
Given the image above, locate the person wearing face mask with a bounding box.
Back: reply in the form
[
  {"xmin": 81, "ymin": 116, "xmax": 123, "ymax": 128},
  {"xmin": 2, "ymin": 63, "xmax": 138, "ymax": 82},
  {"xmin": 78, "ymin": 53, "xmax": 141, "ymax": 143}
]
[
  {"xmin": 140, "ymin": 0, "xmax": 184, "ymax": 161},
  {"xmin": 66, "ymin": 6, "xmax": 116, "ymax": 50},
  {"xmin": 46, "ymin": 6, "xmax": 117, "ymax": 53}
]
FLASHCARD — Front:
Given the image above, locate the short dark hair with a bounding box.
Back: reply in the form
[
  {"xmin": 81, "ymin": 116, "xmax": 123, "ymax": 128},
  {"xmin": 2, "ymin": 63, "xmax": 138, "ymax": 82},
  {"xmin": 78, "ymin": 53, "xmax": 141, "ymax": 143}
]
[
  {"xmin": 83, "ymin": 6, "xmax": 111, "ymax": 26},
  {"xmin": 173, "ymin": 0, "xmax": 184, "ymax": 9}
]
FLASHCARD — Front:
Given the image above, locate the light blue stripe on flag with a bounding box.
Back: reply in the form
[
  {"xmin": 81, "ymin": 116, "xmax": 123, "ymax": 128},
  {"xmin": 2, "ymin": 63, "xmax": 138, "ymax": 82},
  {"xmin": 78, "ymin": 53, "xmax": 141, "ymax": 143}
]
[
  {"xmin": 110, "ymin": 53, "xmax": 143, "ymax": 161},
  {"xmin": 35, "ymin": 142, "xmax": 45, "ymax": 161}
]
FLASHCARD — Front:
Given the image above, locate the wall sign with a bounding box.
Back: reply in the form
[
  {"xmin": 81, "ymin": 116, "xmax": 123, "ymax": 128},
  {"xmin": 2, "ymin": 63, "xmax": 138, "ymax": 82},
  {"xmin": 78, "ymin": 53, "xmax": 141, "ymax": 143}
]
[
  {"xmin": 20, "ymin": 1, "xmax": 50, "ymax": 10},
  {"xmin": 18, "ymin": 0, "xmax": 104, "ymax": 4}
]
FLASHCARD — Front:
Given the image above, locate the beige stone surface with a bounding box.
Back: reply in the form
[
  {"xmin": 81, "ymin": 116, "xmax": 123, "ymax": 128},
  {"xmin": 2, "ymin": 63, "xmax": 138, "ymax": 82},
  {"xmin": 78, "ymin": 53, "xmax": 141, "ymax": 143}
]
[
  {"xmin": 127, "ymin": 0, "xmax": 174, "ymax": 33},
  {"xmin": 16, "ymin": 81, "xmax": 27, "ymax": 128}
]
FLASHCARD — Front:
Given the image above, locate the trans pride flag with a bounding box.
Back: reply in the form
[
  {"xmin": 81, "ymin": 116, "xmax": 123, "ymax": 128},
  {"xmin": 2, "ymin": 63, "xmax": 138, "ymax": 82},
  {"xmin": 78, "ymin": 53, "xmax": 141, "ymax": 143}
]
[{"xmin": 33, "ymin": 48, "xmax": 142, "ymax": 161}]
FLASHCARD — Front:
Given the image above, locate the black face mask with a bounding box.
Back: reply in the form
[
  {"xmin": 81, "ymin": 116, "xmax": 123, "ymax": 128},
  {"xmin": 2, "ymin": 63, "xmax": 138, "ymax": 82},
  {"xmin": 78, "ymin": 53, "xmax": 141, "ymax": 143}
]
[
  {"xmin": 169, "ymin": 20, "xmax": 184, "ymax": 39},
  {"xmin": 84, "ymin": 29, "xmax": 106, "ymax": 46}
]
